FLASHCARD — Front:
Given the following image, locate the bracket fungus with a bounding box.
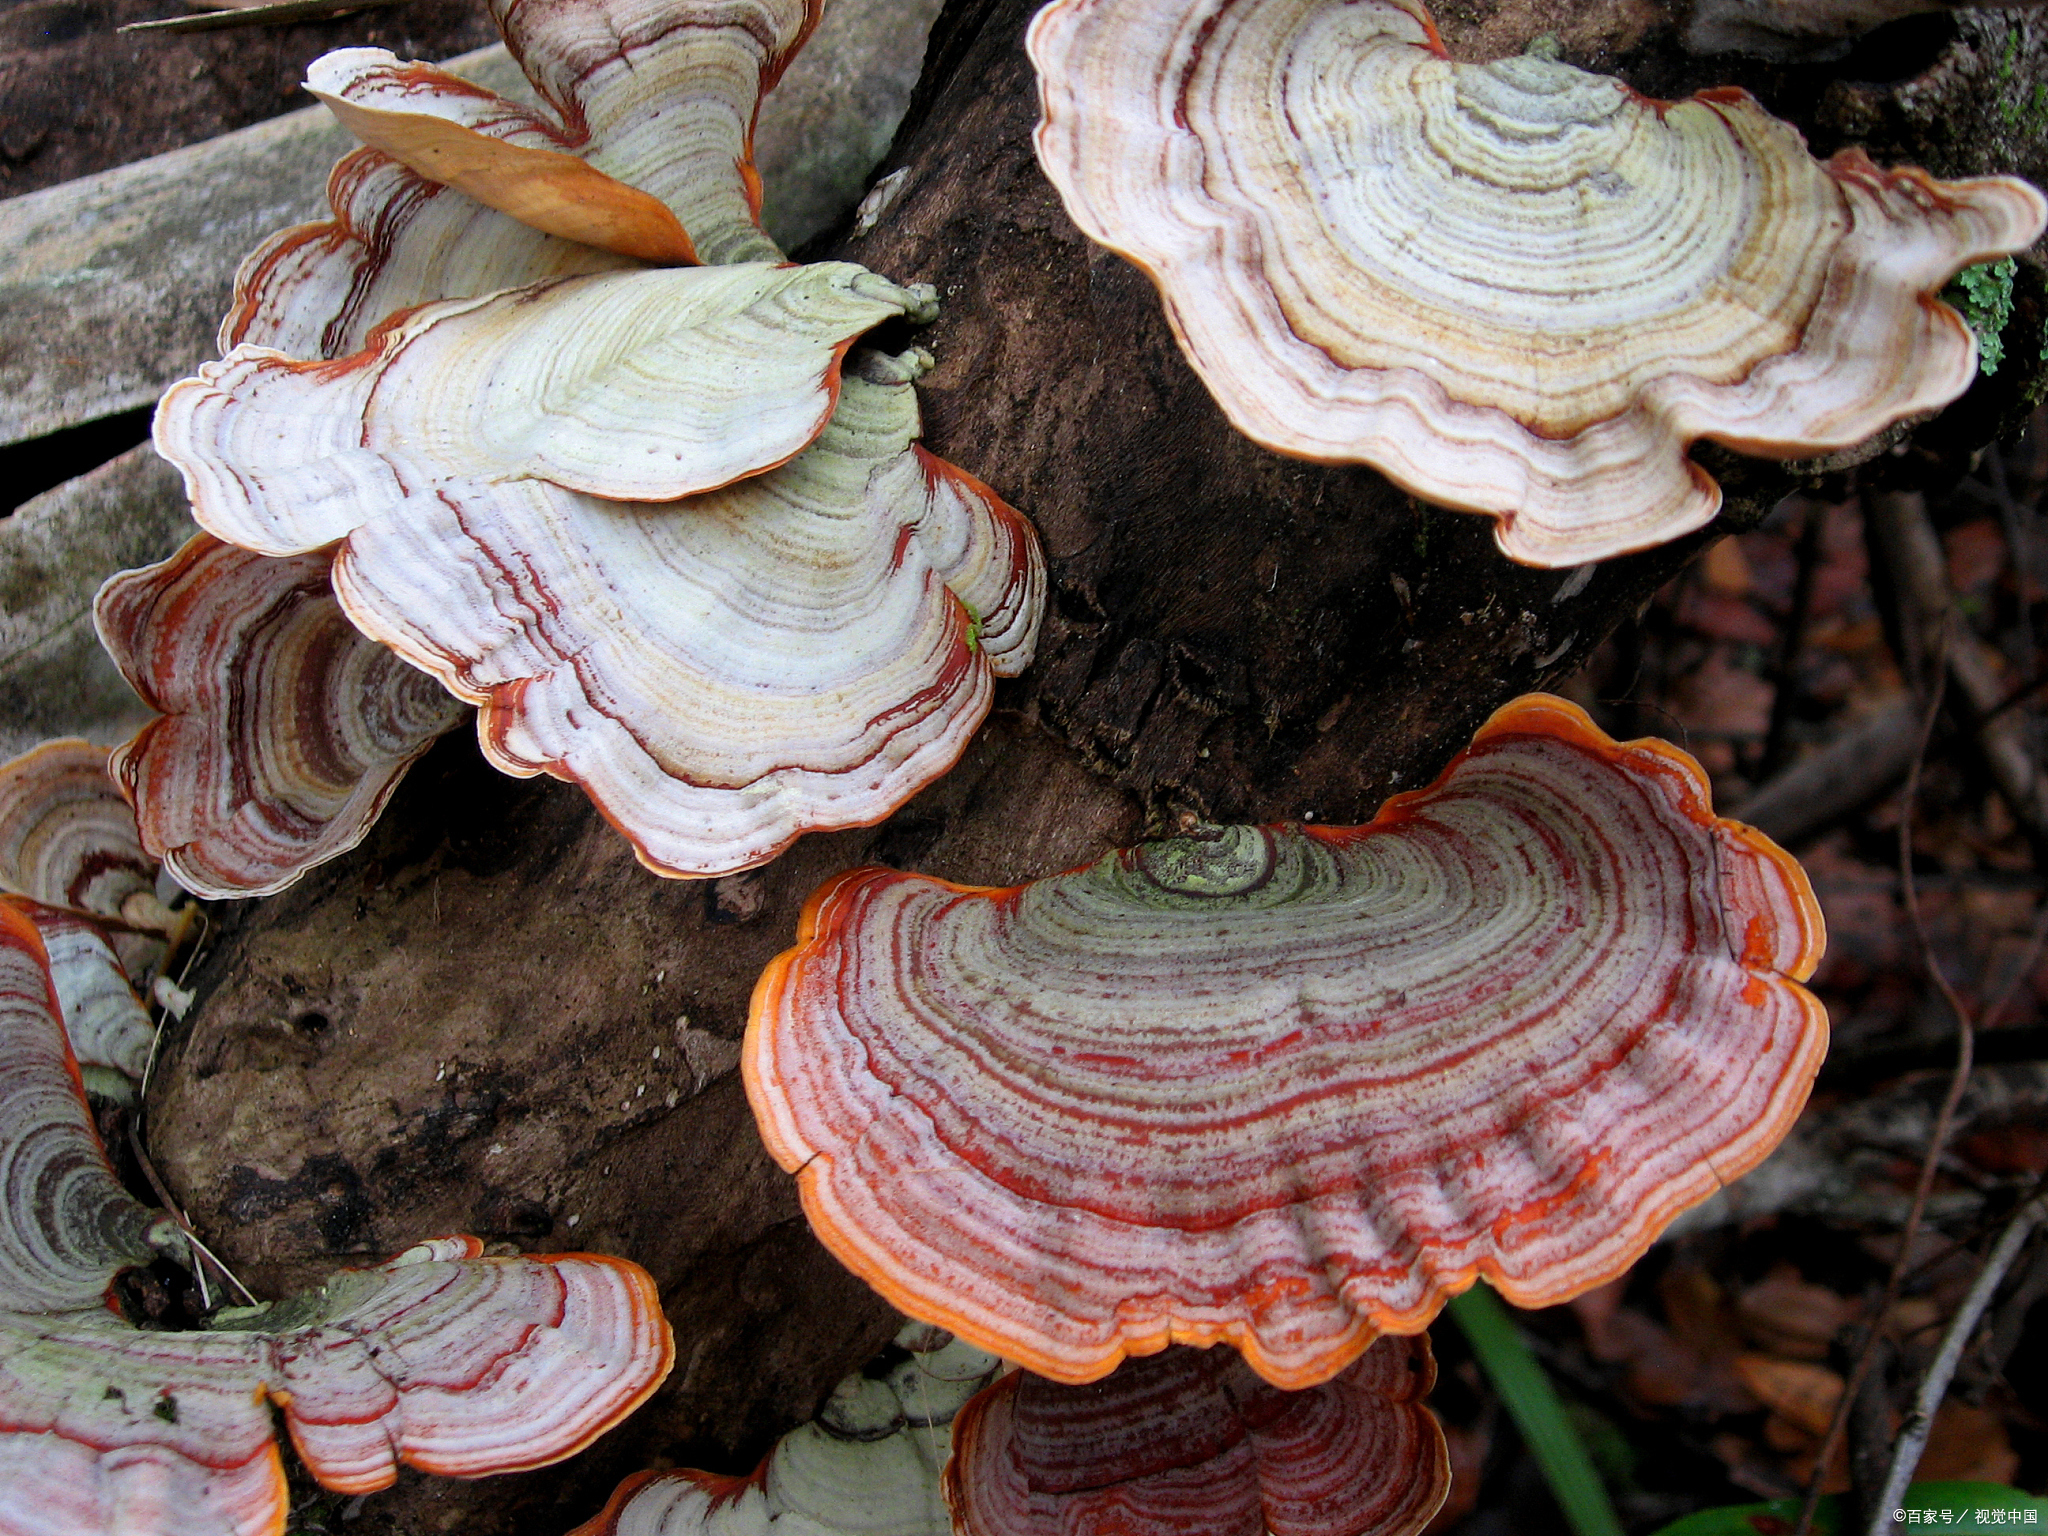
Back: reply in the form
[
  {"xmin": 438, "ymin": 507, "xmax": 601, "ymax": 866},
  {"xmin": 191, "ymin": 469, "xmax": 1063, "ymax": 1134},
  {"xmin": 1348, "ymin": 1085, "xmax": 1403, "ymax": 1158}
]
[
  {"xmin": 573, "ymin": 1322, "xmax": 1003, "ymax": 1536},
  {"xmin": 0, "ymin": 903, "xmax": 673, "ymax": 1536},
  {"xmin": 228, "ymin": 0, "xmax": 818, "ymax": 358},
  {"xmin": 747, "ymin": 695, "xmax": 1827, "ymax": 1389},
  {"xmin": 318, "ymin": 351, "xmax": 1040, "ymax": 877},
  {"xmin": 141, "ymin": 0, "xmax": 1044, "ymax": 887},
  {"xmin": 946, "ymin": 1338, "xmax": 1449, "ymax": 1536},
  {"xmin": 0, "ymin": 740, "xmax": 168, "ymax": 933},
  {"xmin": 93, "ymin": 536, "xmax": 466, "ymax": 901},
  {"xmin": 1, "ymin": 900, "xmax": 154, "ymax": 1086},
  {"xmin": 1027, "ymin": 0, "xmax": 2048, "ymax": 566},
  {"xmin": 161, "ymin": 264, "xmax": 934, "ymax": 557}
]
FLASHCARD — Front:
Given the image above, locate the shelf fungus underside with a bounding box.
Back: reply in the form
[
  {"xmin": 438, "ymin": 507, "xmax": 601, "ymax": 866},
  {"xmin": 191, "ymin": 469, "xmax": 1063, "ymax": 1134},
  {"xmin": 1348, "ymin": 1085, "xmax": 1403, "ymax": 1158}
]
[
  {"xmin": 747, "ymin": 695, "xmax": 1828, "ymax": 1389},
  {"xmin": 0, "ymin": 906, "xmax": 673, "ymax": 1536},
  {"xmin": 1028, "ymin": 0, "xmax": 2048, "ymax": 566},
  {"xmin": 947, "ymin": 1339, "xmax": 1450, "ymax": 1536},
  {"xmin": 227, "ymin": 0, "xmax": 820, "ymax": 359},
  {"xmin": 94, "ymin": 536, "xmax": 467, "ymax": 901}
]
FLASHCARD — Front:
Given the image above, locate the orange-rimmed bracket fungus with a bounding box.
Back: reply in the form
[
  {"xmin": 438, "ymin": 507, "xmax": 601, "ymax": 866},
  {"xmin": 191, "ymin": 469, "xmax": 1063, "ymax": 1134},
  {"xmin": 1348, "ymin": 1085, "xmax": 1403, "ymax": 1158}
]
[
  {"xmin": 946, "ymin": 1338, "xmax": 1449, "ymax": 1536},
  {"xmin": 0, "ymin": 903, "xmax": 673, "ymax": 1536},
  {"xmin": 0, "ymin": 739, "xmax": 174, "ymax": 934},
  {"xmin": 572, "ymin": 1322, "xmax": 1002, "ymax": 1535},
  {"xmin": 746, "ymin": 694, "xmax": 1827, "ymax": 1389},
  {"xmin": 93, "ymin": 535, "xmax": 467, "ymax": 902},
  {"xmin": 1027, "ymin": 0, "xmax": 2048, "ymax": 566},
  {"xmin": 228, "ymin": 0, "xmax": 818, "ymax": 358}
]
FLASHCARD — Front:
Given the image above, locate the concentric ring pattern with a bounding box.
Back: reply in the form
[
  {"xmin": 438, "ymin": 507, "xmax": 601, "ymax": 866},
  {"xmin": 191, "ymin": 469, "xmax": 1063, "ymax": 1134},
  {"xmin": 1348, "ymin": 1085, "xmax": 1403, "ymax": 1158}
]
[
  {"xmin": 946, "ymin": 1338, "xmax": 1449, "ymax": 1536},
  {"xmin": 327, "ymin": 354, "xmax": 1043, "ymax": 878},
  {"xmin": 1028, "ymin": 0, "xmax": 2048, "ymax": 565},
  {"xmin": 746, "ymin": 695, "xmax": 1827, "ymax": 1388},
  {"xmin": 95, "ymin": 536, "xmax": 466, "ymax": 901},
  {"xmin": 225, "ymin": 0, "xmax": 818, "ymax": 358},
  {"xmin": 0, "ymin": 741, "xmax": 158, "ymax": 927}
]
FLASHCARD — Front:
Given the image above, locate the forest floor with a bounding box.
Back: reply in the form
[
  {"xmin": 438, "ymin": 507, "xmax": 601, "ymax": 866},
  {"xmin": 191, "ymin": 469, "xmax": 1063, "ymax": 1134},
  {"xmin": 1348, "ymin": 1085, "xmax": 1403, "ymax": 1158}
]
[{"xmin": 1427, "ymin": 407, "xmax": 2048, "ymax": 1534}]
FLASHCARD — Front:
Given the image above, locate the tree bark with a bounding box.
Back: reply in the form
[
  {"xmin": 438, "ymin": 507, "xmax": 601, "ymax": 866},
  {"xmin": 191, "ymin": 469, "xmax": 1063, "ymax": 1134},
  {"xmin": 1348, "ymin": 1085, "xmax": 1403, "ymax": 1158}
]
[{"xmin": 144, "ymin": 0, "xmax": 2048, "ymax": 1529}]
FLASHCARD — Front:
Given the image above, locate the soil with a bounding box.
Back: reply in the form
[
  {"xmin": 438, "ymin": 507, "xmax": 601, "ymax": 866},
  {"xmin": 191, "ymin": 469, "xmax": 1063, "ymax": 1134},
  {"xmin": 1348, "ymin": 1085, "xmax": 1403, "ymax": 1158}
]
[{"xmin": 0, "ymin": 0, "xmax": 496, "ymax": 198}]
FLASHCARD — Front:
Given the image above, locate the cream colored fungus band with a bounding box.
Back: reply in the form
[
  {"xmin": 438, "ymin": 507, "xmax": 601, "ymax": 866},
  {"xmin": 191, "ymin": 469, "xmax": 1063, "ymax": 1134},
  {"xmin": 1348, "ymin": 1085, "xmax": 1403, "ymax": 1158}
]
[
  {"xmin": 227, "ymin": 0, "xmax": 817, "ymax": 358},
  {"xmin": 1029, "ymin": 0, "xmax": 2047, "ymax": 566},
  {"xmin": 160, "ymin": 264, "xmax": 930, "ymax": 557}
]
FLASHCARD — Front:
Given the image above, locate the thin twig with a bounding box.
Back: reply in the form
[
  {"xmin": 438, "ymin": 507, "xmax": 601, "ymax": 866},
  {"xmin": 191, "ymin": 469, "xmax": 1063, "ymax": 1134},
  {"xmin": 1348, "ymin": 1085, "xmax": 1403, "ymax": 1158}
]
[
  {"xmin": 140, "ymin": 905, "xmax": 208, "ymax": 1107},
  {"xmin": 172, "ymin": 1226, "xmax": 259, "ymax": 1309},
  {"xmin": 1982, "ymin": 895, "xmax": 2048, "ymax": 1037},
  {"xmin": 1987, "ymin": 446, "xmax": 2038, "ymax": 755},
  {"xmin": 125, "ymin": 1116, "xmax": 258, "ymax": 1307},
  {"xmin": 1866, "ymin": 1192, "xmax": 2048, "ymax": 1534},
  {"xmin": 1795, "ymin": 620, "xmax": 1963, "ymax": 1536},
  {"xmin": 1868, "ymin": 490, "xmax": 2048, "ymax": 854},
  {"xmin": 1763, "ymin": 502, "xmax": 1825, "ymax": 778},
  {"xmin": 1797, "ymin": 614, "xmax": 2048, "ymax": 1535}
]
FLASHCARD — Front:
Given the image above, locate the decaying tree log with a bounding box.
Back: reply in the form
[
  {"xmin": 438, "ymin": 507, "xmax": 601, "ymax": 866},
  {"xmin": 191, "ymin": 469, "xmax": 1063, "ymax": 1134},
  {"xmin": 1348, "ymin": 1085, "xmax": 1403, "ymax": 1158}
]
[{"xmin": 144, "ymin": 0, "xmax": 2048, "ymax": 1528}]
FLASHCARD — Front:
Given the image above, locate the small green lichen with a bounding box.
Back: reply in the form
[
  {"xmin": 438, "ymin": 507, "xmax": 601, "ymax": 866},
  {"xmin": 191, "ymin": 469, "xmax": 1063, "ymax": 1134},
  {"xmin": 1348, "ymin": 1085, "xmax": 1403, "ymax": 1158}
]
[
  {"xmin": 1943, "ymin": 257, "xmax": 2018, "ymax": 376},
  {"xmin": 1134, "ymin": 825, "xmax": 1274, "ymax": 897},
  {"xmin": 153, "ymin": 1393, "xmax": 179, "ymax": 1424},
  {"xmin": 962, "ymin": 604, "xmax": 983, "ymax": 655}
]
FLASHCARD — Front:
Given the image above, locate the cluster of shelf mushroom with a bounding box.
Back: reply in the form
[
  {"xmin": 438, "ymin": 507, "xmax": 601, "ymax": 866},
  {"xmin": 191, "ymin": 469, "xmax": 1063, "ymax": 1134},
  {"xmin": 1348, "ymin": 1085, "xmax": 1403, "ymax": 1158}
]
[
  {"xmin": 0, "ymin": 899, "xmax": 673, "ymax": 1535},
  {"xmin": 0, "ymin": 0, "xmax": 2043, "ymax": 1528},
  {"xmin": 121, "ymin": 0, "xmax": 1045, "ymax": 895}
]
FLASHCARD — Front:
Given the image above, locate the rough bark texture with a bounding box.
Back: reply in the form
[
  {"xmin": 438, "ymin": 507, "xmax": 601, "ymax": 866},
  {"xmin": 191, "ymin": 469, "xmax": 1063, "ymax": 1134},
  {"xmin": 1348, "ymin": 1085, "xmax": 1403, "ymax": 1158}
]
[{"xmin": 117, "ymin": 0, "xmax": 2048, "ymax": 1529}]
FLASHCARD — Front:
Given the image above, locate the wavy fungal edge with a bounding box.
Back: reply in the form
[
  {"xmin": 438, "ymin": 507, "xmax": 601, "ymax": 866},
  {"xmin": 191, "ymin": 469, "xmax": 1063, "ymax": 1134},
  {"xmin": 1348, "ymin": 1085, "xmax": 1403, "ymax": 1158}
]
[{"xmin": 744, "ymin": 696, "xmax": 1826, "ymax": 1386}]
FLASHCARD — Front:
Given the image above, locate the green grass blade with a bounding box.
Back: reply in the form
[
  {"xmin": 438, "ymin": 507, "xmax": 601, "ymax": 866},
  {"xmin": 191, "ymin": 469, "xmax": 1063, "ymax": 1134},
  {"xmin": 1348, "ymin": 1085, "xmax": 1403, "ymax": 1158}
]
[{"xmin": 1449, "ymin": 1284, "xmax": 1627, "ymax": 1536}]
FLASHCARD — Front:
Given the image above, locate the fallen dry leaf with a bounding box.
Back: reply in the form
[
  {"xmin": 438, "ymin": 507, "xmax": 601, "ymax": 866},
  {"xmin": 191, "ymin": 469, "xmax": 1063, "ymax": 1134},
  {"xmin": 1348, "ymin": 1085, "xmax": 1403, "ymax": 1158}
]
[
  {"xmin": 1702, "ymin": 538, "xmax": 1753, "ymax": 598},
  {"xmin": 1734, "ymin": 1265, "xmax": 1859, "ymax": 1360},
  {"xmin": 1918, "ymin": 1400, "xmax": 2020, "ymax": 1484},
  {"xmin": 1732, "ymin": 1354, "xmax": 1843, "ymax": 1437}
]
